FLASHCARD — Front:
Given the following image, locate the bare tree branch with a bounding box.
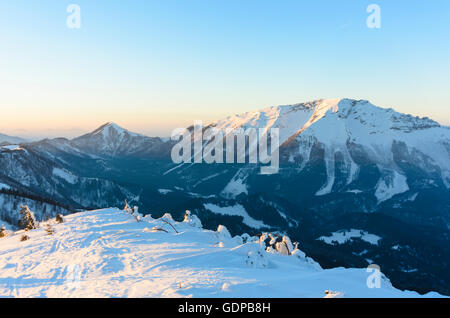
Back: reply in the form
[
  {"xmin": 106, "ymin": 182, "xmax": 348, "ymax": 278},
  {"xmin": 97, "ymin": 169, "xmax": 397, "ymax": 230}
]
[{"xmin": 162, "ymin": 219, "xmax": 179, "ymax": 233}]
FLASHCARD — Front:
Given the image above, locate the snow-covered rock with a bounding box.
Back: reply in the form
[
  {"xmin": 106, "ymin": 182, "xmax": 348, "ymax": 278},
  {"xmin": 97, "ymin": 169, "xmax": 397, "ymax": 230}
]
[
  {"xmin": 183, "ymin": 210, "xmax": 203, "ymax": 229},
  {"xmin": 216, "ymin": 224, "xmax": 232, "ymax": 242}
]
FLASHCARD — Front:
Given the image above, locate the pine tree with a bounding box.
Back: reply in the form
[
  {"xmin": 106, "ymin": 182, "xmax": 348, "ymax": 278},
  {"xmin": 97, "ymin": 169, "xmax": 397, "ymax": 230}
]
[
  {"xmin": 19, "ymin": 205, "xmax": 37, "ymax": 231},
  {"xmin": 56, "ymin": 214, "xmax": 64, "ymax": 224},
  {"xmin": 0, "ymin": 224, "xmax": 6, "ymax": 238},
  {"xmin": 45, "ymin": 223, "xmax": 54, "ymax": 235}
]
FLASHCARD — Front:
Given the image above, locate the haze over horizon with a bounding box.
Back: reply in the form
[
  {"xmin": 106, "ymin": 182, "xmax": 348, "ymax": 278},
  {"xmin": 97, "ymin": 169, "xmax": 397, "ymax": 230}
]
[{"xmin": 1, "ymin": 0, "xmax": 449, "ymax": 139}]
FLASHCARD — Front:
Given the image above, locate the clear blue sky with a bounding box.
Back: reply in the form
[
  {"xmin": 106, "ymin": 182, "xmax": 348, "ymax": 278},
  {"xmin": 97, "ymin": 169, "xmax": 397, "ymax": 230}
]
[{"xmin": 0, "ymin": 0, "xmax": 449, "ymax": 138}]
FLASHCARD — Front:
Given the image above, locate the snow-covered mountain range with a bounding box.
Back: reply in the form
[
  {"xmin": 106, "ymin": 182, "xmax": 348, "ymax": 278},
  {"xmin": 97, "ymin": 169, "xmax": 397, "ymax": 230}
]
[
  {"xmin": 1, "ymin": 98, "xmax": 449, "ymax": 295},
  {"xmin": 0, "ymin": 207, "xmax": 444, "ymax": 298}
]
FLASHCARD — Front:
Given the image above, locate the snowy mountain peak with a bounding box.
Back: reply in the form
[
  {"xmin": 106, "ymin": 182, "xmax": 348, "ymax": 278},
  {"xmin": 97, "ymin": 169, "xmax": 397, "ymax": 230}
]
[
  {"xmin": 70, "ymin": 122, "xmax": 142, "ymax": 155},
  {"xmin": 213, "ymin": 98, "xmax": 443, "ymax": 144},
  {"xmin": 90, "ymin": 122, "xmax": 139, "ymax": 138},
  {"xmin": 70, "ymin": 122, "xmax": 169, "ymax": 157},
  {"xmin": 0, "ymin": 208, "xmax": 443, "ymax": 297},
  {"xmin": 329, "ymin": 99, "xmax": 441, "ymax": 130},
  {"xmin": 212, "ymin": 98, "xmax": 368, "ymax": 144}
]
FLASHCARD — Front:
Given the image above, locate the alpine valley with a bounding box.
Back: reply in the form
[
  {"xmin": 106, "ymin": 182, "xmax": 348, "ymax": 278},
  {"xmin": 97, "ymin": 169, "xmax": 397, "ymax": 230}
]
[{"xmin": 1, "ymin": 98, "xmax": 449, "ymax": 296}]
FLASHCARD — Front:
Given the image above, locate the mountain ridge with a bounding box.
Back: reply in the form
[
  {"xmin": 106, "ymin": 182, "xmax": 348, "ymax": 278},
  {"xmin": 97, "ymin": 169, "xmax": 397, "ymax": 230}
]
[{"xmin": 0, "ymin": 133, "xmax": 27, "ymax": 144}]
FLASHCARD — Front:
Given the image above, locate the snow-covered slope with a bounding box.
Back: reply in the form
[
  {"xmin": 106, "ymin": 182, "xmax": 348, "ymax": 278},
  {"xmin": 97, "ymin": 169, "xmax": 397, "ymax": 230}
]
[
  {"xmin": 0, "ymin": 191, "xmax": 72, "ymax": 228},
  {"xmin": 0, "ymin": 143, "xmax": 137, "ymax": 212},
  {"xmin": 0, "ymin": 208, "xmax": 444, "ymax": 298},
  {"xmin": 285, "ymin": 99, "xmax": 449, "ymax": 195}
]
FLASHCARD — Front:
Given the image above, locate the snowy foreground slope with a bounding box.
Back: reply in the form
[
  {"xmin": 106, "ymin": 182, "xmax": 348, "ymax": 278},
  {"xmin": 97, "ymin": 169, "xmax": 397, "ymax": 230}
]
[{"xmin": 0, "ymin": 208, "xmax": 444, "ymax": 298}]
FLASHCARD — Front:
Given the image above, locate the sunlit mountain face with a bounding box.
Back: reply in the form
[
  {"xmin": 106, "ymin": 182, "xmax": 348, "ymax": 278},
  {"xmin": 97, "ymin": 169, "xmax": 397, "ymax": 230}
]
[{"xmin": 1, "ymin": 98, "xmax": 450, "ymax": 295}]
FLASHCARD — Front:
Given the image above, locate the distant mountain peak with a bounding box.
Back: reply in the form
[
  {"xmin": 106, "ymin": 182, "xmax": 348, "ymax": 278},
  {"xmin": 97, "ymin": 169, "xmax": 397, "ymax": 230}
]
[
  {"xmin": 90, "ymin": 122, "xmax": 136, "ymax": 136},
  {"xmin": 70, "ymin": 121, "xmax": 169, "ymax": 157},
  {"xmin": 0, "ymin": 133, "xmax": 27, "ymax": 144},
  {"xmin": 104, "ymin": 122, "xmax": 124, "ymax": 130}
]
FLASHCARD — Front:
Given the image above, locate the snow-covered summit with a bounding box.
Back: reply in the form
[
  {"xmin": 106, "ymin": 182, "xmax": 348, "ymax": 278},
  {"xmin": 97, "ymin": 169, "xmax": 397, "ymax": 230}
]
[
  {"xmin": 90, "ymin": 122, "xmax": 141, "ymax": 138},
  {"xmin": 212, "ymin": 98, "xmax": 443, "ymax": 145},
  {"xmin": 0, "ymin": 208, "xmax": 444, "ymax": 298}
]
